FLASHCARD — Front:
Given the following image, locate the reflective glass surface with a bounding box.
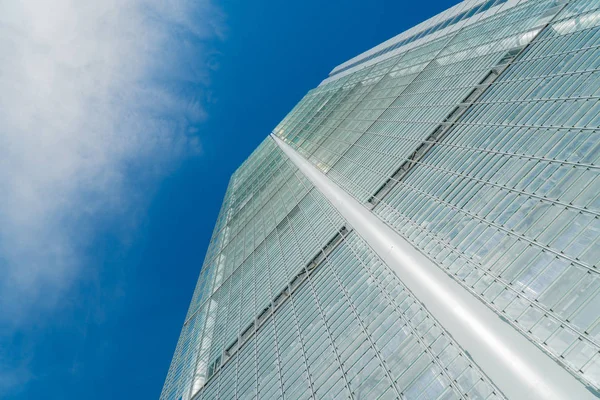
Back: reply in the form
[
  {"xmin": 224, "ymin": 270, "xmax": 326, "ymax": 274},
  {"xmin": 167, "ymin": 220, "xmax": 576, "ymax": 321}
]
[{"xmin": 164, "ymin": 0, "xmax": 600, "ymax": 398}]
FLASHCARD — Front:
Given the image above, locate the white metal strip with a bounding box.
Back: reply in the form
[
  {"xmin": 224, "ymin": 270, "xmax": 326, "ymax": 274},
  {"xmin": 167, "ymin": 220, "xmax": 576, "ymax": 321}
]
[{"xmin": 271, "ymin": 133, "xmax": 596, "ymax": 400}]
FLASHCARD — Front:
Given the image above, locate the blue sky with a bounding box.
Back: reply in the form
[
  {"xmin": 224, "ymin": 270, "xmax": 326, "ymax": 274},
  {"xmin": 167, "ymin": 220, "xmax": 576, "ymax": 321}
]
[{"xmin": 0, "ymin": 0, "xmax": 455, "ymax": 398}]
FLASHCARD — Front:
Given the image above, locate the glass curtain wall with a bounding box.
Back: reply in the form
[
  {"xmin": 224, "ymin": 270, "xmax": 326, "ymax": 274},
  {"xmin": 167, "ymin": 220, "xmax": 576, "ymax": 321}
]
[{"xmin": 163, "ymin": 0, "xmax": 600, "ymax": 398}]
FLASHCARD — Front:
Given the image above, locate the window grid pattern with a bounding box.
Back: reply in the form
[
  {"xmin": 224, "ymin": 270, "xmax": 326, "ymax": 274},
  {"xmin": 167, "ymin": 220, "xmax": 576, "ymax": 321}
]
[
  {"xmin": 162, "ymin": 142, "xmax": 343, "ymax": 400},
  {"xmin": 278, "ymin": 0, "xmax": 560, "ymax": 202},
  {"xmin": 184, "ymin": 139, "xmax": 314, "ymax": 321},
  {"xmin": 275, "ymin": 0, "xmax": 600, "ymax": 391},
  {"xmin": 192, "ymin": 157, "xmax": 503, "ymax": 400}
]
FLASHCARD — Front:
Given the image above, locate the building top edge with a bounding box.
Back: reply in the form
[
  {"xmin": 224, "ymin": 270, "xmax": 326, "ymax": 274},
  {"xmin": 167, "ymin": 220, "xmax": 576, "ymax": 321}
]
[{"xmin": 321, "ymin": 0, "xmax": 522, "ymax": 86}]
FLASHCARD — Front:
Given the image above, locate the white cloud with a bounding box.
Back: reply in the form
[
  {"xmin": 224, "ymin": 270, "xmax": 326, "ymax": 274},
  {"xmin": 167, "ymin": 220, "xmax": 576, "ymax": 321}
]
[{"xmin": 0, "ymin": 0, "xmax": 223, "ymax": 323}]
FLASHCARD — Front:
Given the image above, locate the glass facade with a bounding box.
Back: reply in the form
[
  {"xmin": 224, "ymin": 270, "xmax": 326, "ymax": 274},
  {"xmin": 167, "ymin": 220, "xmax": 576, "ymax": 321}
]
[{"xmin": 162, "ymin": 0, "xmax": 600, "ymax": 398}]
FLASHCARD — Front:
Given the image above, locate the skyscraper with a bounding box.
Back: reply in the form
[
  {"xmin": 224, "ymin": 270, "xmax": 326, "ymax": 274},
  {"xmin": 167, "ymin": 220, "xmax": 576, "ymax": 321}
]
[{"xmin": 161, "ymin": 0, "xmax": 600, "ymax": 398}]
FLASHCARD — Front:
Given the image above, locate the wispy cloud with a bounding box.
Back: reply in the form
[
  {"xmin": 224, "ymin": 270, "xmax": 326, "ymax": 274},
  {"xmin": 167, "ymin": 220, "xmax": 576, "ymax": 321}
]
[{"xmin": 0, "ymin": 0, "xmax": 224, "ymax": 324}]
